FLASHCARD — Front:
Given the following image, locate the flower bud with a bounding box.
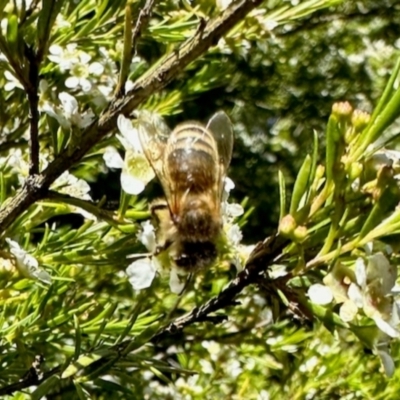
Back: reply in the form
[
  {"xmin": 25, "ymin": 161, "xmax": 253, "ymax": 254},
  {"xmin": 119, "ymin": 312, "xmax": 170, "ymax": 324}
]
[
  {"xmin": 348, "ymin": 161, "xmax": 363, "ymax": 181},
  {"xmin": 279, "ymin": 214, "xmax": 296, "ymax": 237},
  {"xmin": 332, "ymin": 101, "xmax": 353, "ymax": 119},
  {"xmin": 351, "ymin": 109, "xmax": 371, "ymax": 132},
  {"xmin": 293, "ymin": 225, "xmax": 308, "ymax": 242}
]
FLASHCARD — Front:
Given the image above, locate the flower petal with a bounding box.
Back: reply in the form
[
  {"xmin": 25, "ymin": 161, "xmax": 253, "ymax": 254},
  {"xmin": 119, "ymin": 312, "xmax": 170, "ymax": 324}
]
[
  {"xmin": 117, "ymin": 114, "xmax": 142, "ymax": 151},
  {"xmin": 373, "ymin": 316, "xmax": 400, "ymax": 338},
  {"xmin": 35, "ymin": 270, "xmax": 53, "ymax": 285},
  {"xmin": 222, "ymin": 177, "xmax": 235, "ymax": 201},
  {"xmin": 377, "ymin": 349, "xmax": 395, "ymax": 377},
  {"xmin": 6, "ymin": 238, "xmax": 52, "ymax": 284},
  {"xmin": 323, "ymin": 263, "xmax": 355, "ymax": 303},
  {"xmin": 226, "ymin": 223, "xmax": 243, "ymax": 246},
  {"xmin": 121, "ymin": 150, "xmax": 155, "ymax": 193},
  {"xmin": 224, "ymin": 203, "xmax": 244, "ymax": 218},
  {"xmin": 80, "ymin": 78, "xmax": 92, "ymax": 92},
  {"xmin": 126, "ymin": 258, "xmax": 156, "ymax": 290},
  {"xmin": 65, "ymin": 76, "xmax": 80, "ymax": 89},
  {"xmin": 355, "ymin": 257, "xmax": 367, "ymax": 288},
  {"xmin": 103, "ymin": 146, "xmax": 124, "ymax": 169},
  {"xmin": 169, "ymin": 268, "xmax": 186, "ymax": 294},
  {"xmin": 367, "ymin": 253, "xmax": 396, "ymax": 294},
  {"xmin": 59, "ymin": 92, "xmax": 78, "ymax": 116},
  {"xmin": 89, "ymin": 62, "xmax": 104, "ymax": 75},
  {"xmin": 347, "ymin": 283, "xmax": 363, "ymax": 308},
  {"xmin": 121, "ymin": 168, "xmax": 146, "ymax": 195},
  {"xmin": 339, "ymin": 300, "xmax": 358, "ymax": 322},
  {"xmin": 137, "ymin": 221, "xmax": 157, "ymax": 252},
  {"xmin": 308, "ymin": 284, "xmax": 333, "ymax": 305}
]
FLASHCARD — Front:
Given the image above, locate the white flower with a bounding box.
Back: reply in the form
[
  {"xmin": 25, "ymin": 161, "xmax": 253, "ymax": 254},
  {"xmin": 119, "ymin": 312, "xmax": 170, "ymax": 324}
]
[
  {"xmin": 51, "ymin": 171, "xmax": 94, "ymax": 219},
  {"xmin": 226, "ymin": 223, "xmax": 243, "ymax": 246},
  {"xmin": 356, "ymin": 254, "xmax": 398, "ymax": 337},
  {"xmin": 7, "ymin": 148, "xmax": 28, "ymax": 184},
  {"xmin": 90, "ymin": 47, "xmax": 120, "ymax": 104},
  {"xmin": 224, "ymin": 202, "xmax": 244, "ymax": 218},
  {"xmin": 6, "ymin": 239, "xmax": 51, "ymax": 284},
  {"xmin": 65, "ymin": 60, "xmax": 104, "ymax": 92},
  {"xmin": 42, "ymin": 92, "xmax": 94, "ymax": 129},
  {"xmin": 103, "ymin": 147, "xmax": 124, "ymax": 169},
  {"xmin": 339, "ymin": 299, "xmax": 358, "ymax": 322},
  {"xmin": 222, "ymin": 177, "xmax": 235, "ymax": 201},
  {"xmin": 126, "ymin": 221, "xmax": 160, "ymax": 291},
  {"xmin": 231, "ymin": 244, "xmax": 254, "ymax": 272},
  {"xmin": 202, "ymin": 340, "xmax": 221, "ymax": 361},
  {"xmin": 323, "ymin": 254, "xmax": 399, "ymax": 337},
  {"xmin": 126, "ymin": 258, "xmax": 157, "ymax": 290},
  {"xmin": 117, "ymin": 114, "xmax": 143, "ymax": 152},
  {"xmin": 103, "ymin": 114, "xmax": 155, "ymax": 195},
  {"xmin": 136, "ymin": 220, "xmax": 157, "ymax": 252},
  {"xmin": 299, "ymin": 356, "xmax": 319, "ymax": 373},
  {"xmin": 4, "ymin": 70, "xmax": 24, "ymax": 91},
  {"xmin": 199, "ymin": 359, "xmax": 214, "ymax": 374},
  {"xmin": 52, "ymin": 171, "xmax": 92, "ymax": 201},
  {"xmin": 226, "ymin": 359, "xmax": 242, "ymax": 378},
  {"xmin": 308, "ymin": 283, "xmax": 333, "ymax": 305},
  {"xmin": 48, "ymin": 44, "xmax": 106, "ymax": 92},
  {"xmin": 48, "ymin": 44, "xmax": 84, "ymax": 71}
]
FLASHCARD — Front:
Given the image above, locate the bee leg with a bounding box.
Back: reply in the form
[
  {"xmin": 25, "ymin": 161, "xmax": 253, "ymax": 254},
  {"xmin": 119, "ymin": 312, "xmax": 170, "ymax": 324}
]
[
  {"xmin": 154, "ymin": 238, "xmax": 173, "ymax": 255},
  {"xmin": 150, "ymin": 199, "xmax": 169, "ymax": 219},
  {"xmin": 178, "ymin": 272, "xmax": 192, "ymax": 296}
]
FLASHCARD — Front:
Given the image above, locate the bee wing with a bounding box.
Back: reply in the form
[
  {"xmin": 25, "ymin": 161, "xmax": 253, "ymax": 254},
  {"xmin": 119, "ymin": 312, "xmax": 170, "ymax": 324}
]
[
  {"xmin": 207, "ymin": 111, "xmax": 234, "ymax": 197},
  {"xmin": 137, "ymin": 111, "xmax": 174, "ymax": 205}
]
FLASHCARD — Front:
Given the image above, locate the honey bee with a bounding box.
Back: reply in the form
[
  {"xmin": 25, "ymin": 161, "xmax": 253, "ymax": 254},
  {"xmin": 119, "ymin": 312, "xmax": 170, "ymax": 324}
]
[{"xmin": 138, "ymin": 111, "xmax": 233, "ymax": 271}]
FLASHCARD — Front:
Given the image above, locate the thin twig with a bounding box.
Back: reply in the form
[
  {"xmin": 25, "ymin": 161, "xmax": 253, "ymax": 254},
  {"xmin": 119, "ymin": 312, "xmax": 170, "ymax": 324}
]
[
  {"xmin": 132, "ymin": 0, "xmax": 156, "ymax": 57},
  {"xmin": 150, "ymin": 234, "xmax": 288, "ymax": 342},
  {"xmin": 116, "ymin": 0, "xmax": 156, "ymax": 97},
  {"xmin": 0, "ymin": 366, "xmax": 61, "ymax": 397},
  {"xmin": 24, "ymin": 45, "xmax": 40, "ymax": 176},
  {"xmin": 45, "ymin": 190, "xmax": 129, "ymax": 225},
  {"xmin": 0, "ymin": 0, "xmax": 263, "ymax": 234},
  {"xmin": 19, "ymin": 0, "xmax": 41, "ymax": 26}
]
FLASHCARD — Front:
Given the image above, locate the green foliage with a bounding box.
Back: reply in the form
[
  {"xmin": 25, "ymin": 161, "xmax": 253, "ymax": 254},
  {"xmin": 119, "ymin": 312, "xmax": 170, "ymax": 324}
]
[{"xmin": 1, "ymin": 0, "xmax": 400, "ymax": 399}]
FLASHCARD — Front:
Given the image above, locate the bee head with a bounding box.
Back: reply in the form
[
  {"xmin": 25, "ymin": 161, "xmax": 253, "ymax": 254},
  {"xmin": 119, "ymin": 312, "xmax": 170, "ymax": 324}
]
[{"xmin": 174, "ymin": 241, "xmax": 217, "ymax": 270}]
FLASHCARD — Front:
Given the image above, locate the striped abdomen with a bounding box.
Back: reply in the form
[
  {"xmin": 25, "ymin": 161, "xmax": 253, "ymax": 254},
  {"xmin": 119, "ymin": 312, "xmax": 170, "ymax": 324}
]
[{"xmin": 166, "ymin": 123, "xmax": 218, "ymax": 194}]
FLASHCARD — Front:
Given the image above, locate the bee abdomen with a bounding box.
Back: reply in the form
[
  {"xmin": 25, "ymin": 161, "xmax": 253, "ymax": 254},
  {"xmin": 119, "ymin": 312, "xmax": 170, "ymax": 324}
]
[{"xmin": 167, "ymin": 124, "xmax": 218, "ymax": 193}]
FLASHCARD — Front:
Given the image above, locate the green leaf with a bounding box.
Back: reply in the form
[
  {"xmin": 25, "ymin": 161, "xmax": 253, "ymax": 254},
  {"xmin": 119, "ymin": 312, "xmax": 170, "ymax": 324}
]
[
  {"xmin": 352, "ymin": 57, "xmax": 400, "ymax": 160},
  {"xmin": 6, "ymin": 14, "xmax": 18, "ymax": 47},
  {"xmin": 31, "ymin": 375, "xmax": 61, "ymax": 400},
  {"xmin": 359, "ymin": 185, "xmax": 400, "ymax": 239},
  {"xmin": 93, "ymin": 378, "xmax": 135, "ymax": 396},
  {"xmin": 290, "ymin": 154, "xmax": 311, "ymax": 215},
  {"xmin": 74, "ymin": 381, "xmax": 92, "ymax": 400},
  {"xmin": 325, "ymin": 114, "xmax": 340, "ymax": 184},
  {"xmin": 278, "ymin": 170, "xmax": 286, "ymax": 221},
  {"xmin": 62, "ymin": 353, "xmax": 103, "ymax": 379}
]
